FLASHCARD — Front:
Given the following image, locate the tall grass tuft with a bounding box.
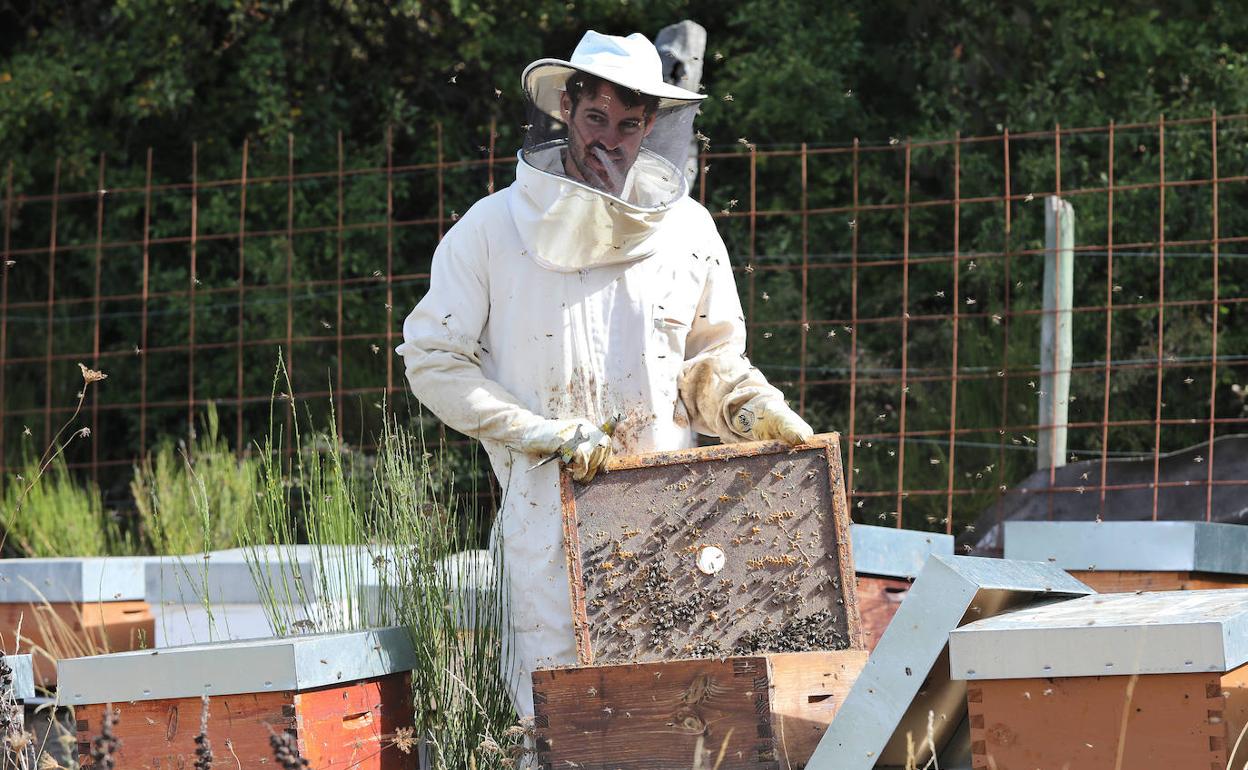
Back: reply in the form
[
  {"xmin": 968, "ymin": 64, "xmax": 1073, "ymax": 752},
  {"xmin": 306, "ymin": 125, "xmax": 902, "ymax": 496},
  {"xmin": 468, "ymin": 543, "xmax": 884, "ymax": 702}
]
[
  {"xmin": 131, "ymin": 402, "xmax": 258, "ymax": 555},
  {"xmin": 367, "ymin": 415, "xmax": 518, "ymax": 769},
  {"xmin": 240, "ymin": 362, "xmax": 519, "ymax": 768}
]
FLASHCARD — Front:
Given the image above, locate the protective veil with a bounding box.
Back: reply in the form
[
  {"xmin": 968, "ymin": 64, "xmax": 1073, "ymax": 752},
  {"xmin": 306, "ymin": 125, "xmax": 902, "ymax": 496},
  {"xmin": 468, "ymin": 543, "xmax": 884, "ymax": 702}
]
[
  {"xmin": 517, "ymin": 32, "xmax": 702, "ymax": 273},
  {"xmin": 396, "ymin": 31, "xmax": 790, "ymax": 718}
]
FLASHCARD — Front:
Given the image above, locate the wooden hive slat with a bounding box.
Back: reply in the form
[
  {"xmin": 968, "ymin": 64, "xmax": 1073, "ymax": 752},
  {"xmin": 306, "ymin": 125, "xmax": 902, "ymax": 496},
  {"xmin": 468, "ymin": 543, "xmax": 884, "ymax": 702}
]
[{"xmin": 560, "ymin": 435, "xmax": 862, "ymax": 665}]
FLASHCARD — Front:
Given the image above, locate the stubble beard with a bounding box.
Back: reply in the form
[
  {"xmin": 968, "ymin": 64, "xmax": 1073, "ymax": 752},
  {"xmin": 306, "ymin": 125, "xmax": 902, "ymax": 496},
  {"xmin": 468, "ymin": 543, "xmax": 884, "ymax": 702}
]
[{"xmin": 565, "ymin": 124, "xmax": 626, "ymax": 196}]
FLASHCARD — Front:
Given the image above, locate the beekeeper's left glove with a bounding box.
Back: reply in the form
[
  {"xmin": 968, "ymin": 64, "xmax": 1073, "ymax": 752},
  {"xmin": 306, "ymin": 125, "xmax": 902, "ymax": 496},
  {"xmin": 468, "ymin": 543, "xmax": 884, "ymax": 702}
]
[{"xmin": 520, "ymin": 417, "xmax": 614, "ymax": 482}]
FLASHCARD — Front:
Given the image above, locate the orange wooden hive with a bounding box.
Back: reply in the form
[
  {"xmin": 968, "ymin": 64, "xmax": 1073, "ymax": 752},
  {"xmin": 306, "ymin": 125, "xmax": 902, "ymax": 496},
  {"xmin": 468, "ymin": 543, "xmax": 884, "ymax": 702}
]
[
  {"xmin": 560, "ymin": 435, "xmax": 863, "ymax": 666},
  {"xmin": 949, "ymin": 589, "xmax": 1248, "ymax": 769},
  {"xmin": 532, "ymin": 649, "xmax": 868, "ymax": 770},
  {"xmin": 849, "ymin": 524, "xmax": 952, "ymax": 650},
  {"xmin": 59, "ymin": 627, "xmax": 417, "ymax": 769},
  {"xmin": 0, "ymin": 557, "xmax": 153, "ymax": 687},
  {"xmin": 1004, "ymin": 520, "xmax": 1248, "ymax": 593}
]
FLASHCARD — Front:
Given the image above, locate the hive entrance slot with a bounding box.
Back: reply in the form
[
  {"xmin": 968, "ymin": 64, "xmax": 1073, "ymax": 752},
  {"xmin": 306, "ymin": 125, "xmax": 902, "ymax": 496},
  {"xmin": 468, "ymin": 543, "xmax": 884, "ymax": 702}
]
[{"xmin": 342, "ymin": 710, "xmax": 374, "ymax": 729}]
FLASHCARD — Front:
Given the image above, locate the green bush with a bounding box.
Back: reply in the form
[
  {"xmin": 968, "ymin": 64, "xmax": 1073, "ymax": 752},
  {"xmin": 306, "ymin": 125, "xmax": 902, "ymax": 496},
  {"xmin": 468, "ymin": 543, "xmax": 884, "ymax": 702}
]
[
  {"xmin": 131, "ymin": 403, "xmax": 260, "ymax": 555},
  {"xmin": 1, "ymin": 455, "xmax": 135, "ymax": 557}
]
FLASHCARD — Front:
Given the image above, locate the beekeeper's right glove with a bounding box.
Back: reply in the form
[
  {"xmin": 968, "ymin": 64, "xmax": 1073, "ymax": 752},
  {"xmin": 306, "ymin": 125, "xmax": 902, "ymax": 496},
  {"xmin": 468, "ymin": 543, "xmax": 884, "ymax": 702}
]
[
  {"xmin": 731, "ymin": 396, "xmax": 815, "ymax": 446},
  {"xmin": 519, "ymin": 418, "xmax": 613, "ymax": 482}
]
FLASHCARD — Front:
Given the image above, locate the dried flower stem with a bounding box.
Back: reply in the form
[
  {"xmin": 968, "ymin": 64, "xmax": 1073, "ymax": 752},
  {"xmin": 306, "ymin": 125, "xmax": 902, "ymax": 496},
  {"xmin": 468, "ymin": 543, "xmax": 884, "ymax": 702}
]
[
  {"xmin": 88, "ymin": 707, "xmax": 120, "ymax": 770},
  {"xmin": 268, "ymin": 730, "xmax": 308, "ymax": 770},
  {"xmin": 193, "ymin": 695, "xmax": 213, "ymax": 770},
  {"xmin": 1, "ymin": 364, "xmax": 107, "ymax": 555}
]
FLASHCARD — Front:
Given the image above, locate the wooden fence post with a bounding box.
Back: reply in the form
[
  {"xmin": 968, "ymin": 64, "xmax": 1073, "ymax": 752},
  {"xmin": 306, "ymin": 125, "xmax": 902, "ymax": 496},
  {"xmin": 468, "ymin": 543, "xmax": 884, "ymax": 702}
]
[{"xmin": 1039, "ymin": 196, "xmax": 1075, "ymax": 470}]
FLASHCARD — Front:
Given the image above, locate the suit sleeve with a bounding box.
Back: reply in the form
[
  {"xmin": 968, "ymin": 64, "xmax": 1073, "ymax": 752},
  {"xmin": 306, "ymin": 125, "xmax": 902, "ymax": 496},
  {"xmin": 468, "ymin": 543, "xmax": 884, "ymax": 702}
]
[
  {"xmin": 677, "ymin": 211, "xmax": 786, "ymax": 442},
  {"xmin": 395, "ymin": 210, "xmax": 546, "ymax": 446}
]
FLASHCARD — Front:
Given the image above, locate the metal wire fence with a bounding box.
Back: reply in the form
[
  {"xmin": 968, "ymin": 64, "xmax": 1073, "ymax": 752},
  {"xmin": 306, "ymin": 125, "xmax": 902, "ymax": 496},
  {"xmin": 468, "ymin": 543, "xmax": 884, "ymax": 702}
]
[{"xmin": 3, "ymin": 114, "xmax": 1247, "ymax": 536}]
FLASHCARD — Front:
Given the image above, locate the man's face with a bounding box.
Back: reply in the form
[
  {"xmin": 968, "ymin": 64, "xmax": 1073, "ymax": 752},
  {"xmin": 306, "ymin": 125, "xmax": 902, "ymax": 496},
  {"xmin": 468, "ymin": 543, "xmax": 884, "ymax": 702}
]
[{"xmin": 560, "ymin": 81, "xmax": 655, "ymax": 195}]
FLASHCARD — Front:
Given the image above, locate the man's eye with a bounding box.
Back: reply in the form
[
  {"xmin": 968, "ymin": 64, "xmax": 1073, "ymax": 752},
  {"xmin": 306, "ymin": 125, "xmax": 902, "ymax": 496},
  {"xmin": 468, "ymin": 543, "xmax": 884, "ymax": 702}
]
[
  {"xmin": 587, "ymin": 114, "xmax": 606, "ymax": 124},
  {"xmin": 620, "ymin": 122, "xmax": 641, "ymax": 133}
]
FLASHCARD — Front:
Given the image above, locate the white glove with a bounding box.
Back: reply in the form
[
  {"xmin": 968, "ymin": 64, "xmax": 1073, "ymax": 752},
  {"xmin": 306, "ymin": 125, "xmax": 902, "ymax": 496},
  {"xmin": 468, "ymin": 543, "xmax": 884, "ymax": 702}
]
[
  {"xmin": 518, "ymin": 418, "xmax": 614, "ymax": 482},
  {"xmin": 732, "ymin": 397, "xmax": 814, "ymax": 446}
]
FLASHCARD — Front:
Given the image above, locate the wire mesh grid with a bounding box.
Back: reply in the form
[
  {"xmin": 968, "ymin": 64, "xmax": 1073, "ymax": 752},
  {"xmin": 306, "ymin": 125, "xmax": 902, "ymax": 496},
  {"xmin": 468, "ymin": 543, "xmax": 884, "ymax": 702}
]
[{"xmin": 3, "ymin": 114, "xmax": 1246, "ymax": 536}]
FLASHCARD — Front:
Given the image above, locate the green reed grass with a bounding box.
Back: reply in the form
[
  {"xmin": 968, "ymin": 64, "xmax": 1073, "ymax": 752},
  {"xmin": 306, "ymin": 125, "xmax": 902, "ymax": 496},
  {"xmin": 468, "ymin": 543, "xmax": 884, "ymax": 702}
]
[{"xmin": 240, "ymin": 360, "xmax": 520, "ymax": 768}]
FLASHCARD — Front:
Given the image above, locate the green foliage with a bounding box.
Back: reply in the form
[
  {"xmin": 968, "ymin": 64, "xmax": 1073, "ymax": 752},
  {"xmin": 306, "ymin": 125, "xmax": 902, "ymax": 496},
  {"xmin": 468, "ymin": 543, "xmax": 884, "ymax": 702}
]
[
  {"xmin": 131, "ymin": 402, "xmax": 259, "ymax": 554},
  {"xmin": 0, "ymin": 455, "xmax": 134, "ymax": 557}
]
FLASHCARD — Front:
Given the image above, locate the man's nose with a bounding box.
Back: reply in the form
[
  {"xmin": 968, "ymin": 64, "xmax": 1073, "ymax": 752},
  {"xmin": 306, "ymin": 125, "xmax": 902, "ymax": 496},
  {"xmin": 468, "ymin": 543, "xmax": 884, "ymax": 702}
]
[{"xmin": 596, "ymin": 126, "xmax": 622, "ymax": 151}]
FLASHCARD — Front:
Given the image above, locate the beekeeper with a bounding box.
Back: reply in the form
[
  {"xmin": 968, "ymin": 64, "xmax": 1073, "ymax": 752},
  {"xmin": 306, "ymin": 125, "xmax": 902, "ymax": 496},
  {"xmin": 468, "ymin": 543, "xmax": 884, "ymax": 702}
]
[{"xmin": 396, "ymin": 30, "xmax": 815, "ymax": 717}]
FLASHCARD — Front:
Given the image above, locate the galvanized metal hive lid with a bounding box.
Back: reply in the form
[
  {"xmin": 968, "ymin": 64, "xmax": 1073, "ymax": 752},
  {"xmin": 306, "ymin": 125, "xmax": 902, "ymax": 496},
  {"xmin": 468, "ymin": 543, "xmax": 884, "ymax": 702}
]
[
  {"xmin": 949, "ymin": 588, "xmax": 1248, "ymax": 680},
  {"xmin": 563, "ymin": 436, "xmax": 861, "ymax": 665},
  {"xmin": 0, "ymin": 557, "xmax": 149, "ymax": 603},
  {"xmin": 55, "ymin": 626, "xmax": 417, "ymax": 705},
  {"xmin": 805, "ymin": 555, "xmax": 1093, "ymax": 770},
  {"xmin": 145, "ymin": 544, "xmax": 395, "ymax": 605},
  {"xmin": 1004, "ymin": 520, "xmax": 1248, "ymax": 574},
  {"xmin": 850, "ymin": 523, "xmax": 954, "ymax": 579}
]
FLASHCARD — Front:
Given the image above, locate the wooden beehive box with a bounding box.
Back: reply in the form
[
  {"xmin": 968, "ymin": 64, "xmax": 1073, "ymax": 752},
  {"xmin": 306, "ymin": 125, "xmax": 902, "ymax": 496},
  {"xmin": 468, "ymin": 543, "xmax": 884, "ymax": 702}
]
[
  {"xmin": 949, "ymin": 590, "xmax": 1248, "ymax": 769},
  {"xmin": 561, "ymin": 435, "xmax": 862, "ymax": 665},
  {"xmin": 1005, "ymin": 520, "xmax": 1248, "ymax": 592},
  {"xmin": 849, "ymin": 524, "xmax": 953, "ymax": 650},
  {"xmin": 0, "ymin": 557, "xmax": 153, "ymax": 686},
  {"xmin": 60, "ymin": 627, "xmax": 417, "ymax": 769},
  {"xmin": 532, "ymin": 649, "xmax": 868, "ymax": 770}
]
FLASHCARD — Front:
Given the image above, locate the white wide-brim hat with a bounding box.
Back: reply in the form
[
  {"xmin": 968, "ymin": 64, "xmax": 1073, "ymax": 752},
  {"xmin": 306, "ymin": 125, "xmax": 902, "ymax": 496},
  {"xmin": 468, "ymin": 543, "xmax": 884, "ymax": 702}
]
[{"xmin": 523, "ymin": 30, "xmax": 705, "ymax": 120}]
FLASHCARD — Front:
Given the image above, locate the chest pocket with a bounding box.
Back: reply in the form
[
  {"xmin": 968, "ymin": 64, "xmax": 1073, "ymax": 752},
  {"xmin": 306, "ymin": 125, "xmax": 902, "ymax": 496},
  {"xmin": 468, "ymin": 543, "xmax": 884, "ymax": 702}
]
[
  {"xmin": 652, "ymin": 308, "xmax": 691, "ymax": 361},
  {"xmin": 644, "ymin": 258, "xmax": 705, "ymax": 363}
]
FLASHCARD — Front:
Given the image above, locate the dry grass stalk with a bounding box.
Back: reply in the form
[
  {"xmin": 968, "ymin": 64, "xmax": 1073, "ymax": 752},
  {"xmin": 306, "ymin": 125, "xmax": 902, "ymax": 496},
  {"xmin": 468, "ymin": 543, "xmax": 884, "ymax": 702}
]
[
  {"xmin": 903, "ymin": 709, "xmax": 940, "ymax": 770},
  {"xmin": 1112, "ymin": 673, "xmax": 1139, "ymax": 770},
  {"xmin": 15, "ymin": 588, "xmax": 123, "ymax": 687},
  {"xmin": 1228, "ymin": 711, "xmax": 1248, "ymax": 770},
  {"xmin": 690, "ymin": 729, "xmax": 733, "ymax": 770}
]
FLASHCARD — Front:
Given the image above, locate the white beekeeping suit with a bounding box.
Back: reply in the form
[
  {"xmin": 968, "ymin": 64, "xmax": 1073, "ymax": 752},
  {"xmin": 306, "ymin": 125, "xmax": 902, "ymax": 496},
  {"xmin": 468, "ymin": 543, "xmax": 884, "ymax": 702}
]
[{"xmin": 396, "ymin": 30, "xmax": 813, "ymax": 717}]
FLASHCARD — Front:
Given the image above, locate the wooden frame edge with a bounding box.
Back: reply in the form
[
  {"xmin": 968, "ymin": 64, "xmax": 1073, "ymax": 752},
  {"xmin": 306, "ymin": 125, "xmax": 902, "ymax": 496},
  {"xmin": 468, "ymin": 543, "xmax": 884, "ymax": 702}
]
[{"xmin": 559, "ymin": 471, "xmax": 594, "ymax": 666}]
